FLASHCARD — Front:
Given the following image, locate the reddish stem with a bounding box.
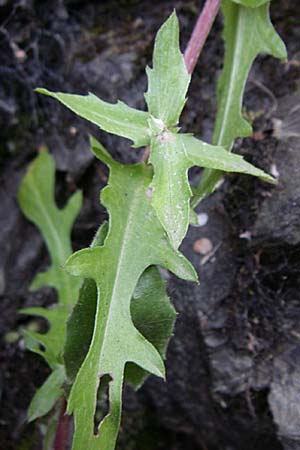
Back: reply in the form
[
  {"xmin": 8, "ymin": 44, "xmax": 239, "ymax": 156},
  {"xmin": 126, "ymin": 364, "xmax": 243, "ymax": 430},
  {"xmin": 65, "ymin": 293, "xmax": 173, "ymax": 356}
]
[
  {"xmin": 142, "ymin": 0, "xmax": 221, "ymax": 161},
  {"xmin": 184, "ymin": 0, "xmax": 222, "ymax": 74},
  {"xmin": 53, "ymin": 400, "xmax": 71, "ymax": 450},
  {"xmin": 52, "ymin": 4, "xmax": 223, "ymax": 444}
]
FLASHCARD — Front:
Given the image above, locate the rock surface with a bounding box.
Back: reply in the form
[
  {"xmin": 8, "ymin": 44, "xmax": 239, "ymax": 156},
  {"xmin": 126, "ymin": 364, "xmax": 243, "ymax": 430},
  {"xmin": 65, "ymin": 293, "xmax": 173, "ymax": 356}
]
[{"xmin": 1, "ymin": 1, "xmax": 300, "ymax": 449}]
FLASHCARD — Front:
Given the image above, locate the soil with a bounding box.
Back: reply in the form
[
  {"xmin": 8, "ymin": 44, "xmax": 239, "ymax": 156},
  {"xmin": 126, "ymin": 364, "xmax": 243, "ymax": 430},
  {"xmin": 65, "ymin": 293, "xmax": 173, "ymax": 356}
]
[{"xmin": 1, "ymin": 1, "xmax": 300, "ymax": 449}]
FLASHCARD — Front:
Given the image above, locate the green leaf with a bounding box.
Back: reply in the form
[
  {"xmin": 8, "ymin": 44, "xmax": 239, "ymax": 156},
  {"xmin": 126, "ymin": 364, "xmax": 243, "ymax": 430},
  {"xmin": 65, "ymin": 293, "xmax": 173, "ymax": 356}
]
[
  {"xmin": 64, "ymin": 137, "xmax": 196, "ymax": 450},
  {"xmin": 63, "ymin": 200, "xmax": 108, "ymax": 383},
  {"xmin": 36, "ymin": 89, "xmax": 150, "ymax": 148},
  {"xmin": 20, "ymin": 306, "xmax": 70, "ymax": 368},
  {"xmin": 189, "ymin": 208, "xmax": 199, "ymax": 226},
  {"xmin": 214, "ymin": 0, "xmax": 286, "ymax": 149},
  {"xmin": 231, "ymin": 0, "xmax": 269, "ymax": 6},
  {"xmin": 18, "ymin": 149, "xmax": 82, "ymax": 306},
  {"xmin": 64, "ymin": 222, "xmax": 109, "ymax": 383},
  {"xmin": 125, "ymin": 266, "xmax": 176, "ymax": 388},
  {"xmin": 150, "ymin": 132, "xmax": 274, "ymax": 248},
  {"xmin": 185, "ymin": 134, "xmax": 275, "ymax": 182},
  {"xmin": 28, "ymin": 365, "xmax": 65, "ymax": 422},
  {"xmin": 64, "ymin": 260, "xmax": 176, "ymax": 389},
  {"xmin": 64, "ymin": 219, "xmax": 176, "ymax": 388},
  {"xmin": 192, "ymin": 0, "xmax": 287, "ymax": 203},
  {"xmin": 18, "ymin": 149, "xmax": 82, "ymax": 422},
  {"xmin": 149, "ymin": 133, "xmax": 191, "ymax": 250},
  {"xmin": 145, "ymin": 11, "xmax": 190, "ymax": 127},
  {"xmin": 64, "ymin": 277, "xmax": 97, "ymax": 383}
]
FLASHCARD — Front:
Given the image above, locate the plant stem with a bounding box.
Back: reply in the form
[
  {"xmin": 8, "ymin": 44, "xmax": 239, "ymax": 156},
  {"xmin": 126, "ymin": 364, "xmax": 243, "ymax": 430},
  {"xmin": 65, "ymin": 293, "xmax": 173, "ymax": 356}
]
[
  {"xmin": 141, "ymin": 0, "xmax": 221, "ymax": 162},
  {"xmin": 184, "ymin": 0, "xmax": 222, "ymax": 74},
  {"xmin": 53, "ymin": 399, "xmax": 71, "ymax": 450}
]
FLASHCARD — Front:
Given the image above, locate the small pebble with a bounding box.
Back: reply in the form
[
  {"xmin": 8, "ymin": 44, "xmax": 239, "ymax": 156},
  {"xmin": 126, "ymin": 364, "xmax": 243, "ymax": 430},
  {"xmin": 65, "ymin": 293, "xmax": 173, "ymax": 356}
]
[
  {"xmin": 270, "ymin": 163, "xmax": 280, "ymax": 178},
  {"xmin": 239, "ymin": 231, "xmax": 252, "ymax": 240},
  {"xmin": 193, "ymin": 238, "xmax": 213, "ymax": 255},
  {"xmin": 11, "ymin": 42, "xmax": 26, "ymax": 62},
  {"xmin": 197, "ymin": 212, "xmax": 208, "ymax": 227},
  {"xmin": 69, "ymin": 126, "xmax": 78, "ymax": 135}
]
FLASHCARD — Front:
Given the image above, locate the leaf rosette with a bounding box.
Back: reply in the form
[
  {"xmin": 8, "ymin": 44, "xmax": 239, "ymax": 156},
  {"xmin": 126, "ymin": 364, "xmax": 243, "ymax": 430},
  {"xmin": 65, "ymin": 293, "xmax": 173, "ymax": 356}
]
[{"xmin": 37, "ymin": 11, "xmax": 276, "ymax": 250}]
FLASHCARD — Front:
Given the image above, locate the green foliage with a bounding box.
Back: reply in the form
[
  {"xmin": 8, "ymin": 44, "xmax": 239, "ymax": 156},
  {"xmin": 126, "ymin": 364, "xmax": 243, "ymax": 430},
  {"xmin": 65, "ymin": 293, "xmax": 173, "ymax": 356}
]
[
  {"xmin": 192, "ymin": 0, "xmax": 287, "ymax": 204},
  {"xmin": 27, "ymin": 365, "xmax": 65, "ymax": 423},
  {"xmin": 18, "ymin": 150, "xmax": 82, "ymax": 305},
  {"xmin": 18, "ymin": 150, "xmax": 82, "ymax": 420},
  {"xmin": 215, "ymin": 0, "xmax": 286, "ymax": 149},
  {"xmin": 125, "ymin": 265, "xmax": 177, "ymax": 388},
  {"xmin": 63, "ymin": 278, "xmax": 97, "ymax": 383},
  {"xmin": 35, "ymin": 90, "xmax": 150, "ymax": 149},
  {"xmin": 37, "ymin": 12, "xmax": 274, "ymax": 249},
  {"xmin": 19, "ymin": 306, "xmax": 69, "ymax": 368},
  {"xmin": 19, "ymin": 4, "xmax": 286, "ymax": 450},
  {"xmin": 63, "ymin": 137, "xmax": 196, "ymax": 450},
  {"xmin": 150, "ymin": 131, "xmax": 274, "ymax": 248},
  {"xmin": 64, "ymin": 220, "xmax": 176, "ymax": 390},
  {"xmin": 145, "ymin": 11, "xmax": 190, "ymax": 127},
  {"xmin": 231, "ymin": 0, "xmax": 269, "ymax": 6}
]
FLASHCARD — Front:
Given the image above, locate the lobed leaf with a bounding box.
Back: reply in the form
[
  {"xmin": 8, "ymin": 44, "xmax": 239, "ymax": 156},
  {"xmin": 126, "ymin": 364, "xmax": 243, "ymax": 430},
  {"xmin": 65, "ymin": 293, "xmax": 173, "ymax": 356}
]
[
  {"xmin": 64, "ymin": 214, "xmax": 176, "ymax": 389},
  {"xmin": 145, "ymin": 11, "xmax": 191, "ymax": 127},
  {"xmin": 64, "ymin": 221, "xmax": 109, "ymax": 382},
  {"xmin": 19, "ymin": 305, "xmax": 70, "ymax": 422},
  {"xmin": 20, "ymin": 306, "xmax": 70, "ymax": 368},
  {"xmin": 184, "ymin": 134, "xmax": 275, "ymax": 182},
  {"xmin": 26, "ymin": 9, "xmax": 286, "ymax": 448},
  {"xmin": 149, "ymin": 132, "xmax": 191, "ymax": 250},
  {"xmin": 36, "ymin": 89, "xmax": 150, "ymax": 148},
  {"xmin": 192, "ymin": 0, "xmax": 287, "ymax": 203},
  {"xmin": 18, "ymin": 150, "xmax": 82, "ymax": 305},
  {"xmin": 64, "ymin": 137, "xmax": 196, "ymax": 450},
  {"xmin": 150, "ymin": 131, "xmax": 275, "ymax": 248},
  {"xmin": 27, "ymin": 365, "xmax": 65, "ymax": 423},
  {"xmin": 214, "ymin": 0, "xmax": 286, "ymax": 150},
  {"xmin": 64, "ymin": 260, "xmax": 176, "ymax": 389},
  {"xmin": 18, "ymin": 149, "xmax": 82, "ymax": 421},
  {"xmin": 34, "ymin": 10, "xmax": 284, "ymax": 251}
]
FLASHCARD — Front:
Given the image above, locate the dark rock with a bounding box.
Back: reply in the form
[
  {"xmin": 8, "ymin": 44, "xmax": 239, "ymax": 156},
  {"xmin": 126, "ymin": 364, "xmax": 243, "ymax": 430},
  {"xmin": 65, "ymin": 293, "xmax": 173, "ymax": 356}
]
[
  {"xmin": 1, "ymin": 1, "xmax": 300, "ymax": 449},
  {"xmin": 269, "ymin": 344, "xmax": 300, "ymax": 450},
  {"xmin": 253, "ymin": 91, "xmax": 300, "ymax": 246},
  {"xmin": 253, "ymin": 139, "xmax": 300, "ymax": 246}
]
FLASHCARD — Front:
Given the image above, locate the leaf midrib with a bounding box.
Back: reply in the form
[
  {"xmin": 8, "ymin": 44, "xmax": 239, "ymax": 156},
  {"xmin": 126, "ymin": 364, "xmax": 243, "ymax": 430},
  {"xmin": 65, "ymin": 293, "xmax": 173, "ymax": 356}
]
[
  {"xmin": 87, "ymin": 104, "xmax": 149, "ymax": 136},
  {"xmin": 216, "ymin": 8, "xmax": 243, "ymax": 147},
  {"xmin": 52, "ymin": 93, "xmax": 149, "ymax": 143},
  {"xmin": 29, "ymin": 175, "xmax": 72, "ymax": 304},
  {"xmin": 98, "ymin": 181, "xmax": 145, "ymax": 366}
]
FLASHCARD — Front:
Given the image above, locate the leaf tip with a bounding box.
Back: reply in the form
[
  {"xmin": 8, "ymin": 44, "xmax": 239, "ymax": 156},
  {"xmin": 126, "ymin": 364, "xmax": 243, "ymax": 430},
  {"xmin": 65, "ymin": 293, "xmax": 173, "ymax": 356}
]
[
  {"xmin": 263, "ymin": 174, "xmax": 278, "ymax": 185},
  {"xmin": 27, "ymin": 412, "xmax": 37, "ymax": 423},
  {"xmin": 64, "ymin": 247, "xmax": 100, "ymax": 280},
  {"xmin": 35, "ymin": 87, "xmax": 51, "ymax": 96},
  {"xmin": 155, "ymin": 361, "xmax": 166, "ymax": 380},
  {"xmin": 190, "ymin": 268, "xmax": 199, "ymax": 284},
  {"xmin": 89, "ymin": 135, "xmax": 115, "ymax": 167},
  {"xmin": 169, "ymin": 8, "xmax": 178, "ymax": 22}
]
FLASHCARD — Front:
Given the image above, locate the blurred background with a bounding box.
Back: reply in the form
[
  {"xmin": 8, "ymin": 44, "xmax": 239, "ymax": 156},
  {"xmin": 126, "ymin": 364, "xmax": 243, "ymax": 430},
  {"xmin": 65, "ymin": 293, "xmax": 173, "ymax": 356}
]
[{"xmin": 1, "ymin": 1, "xmax": 300, "ymax": 449}]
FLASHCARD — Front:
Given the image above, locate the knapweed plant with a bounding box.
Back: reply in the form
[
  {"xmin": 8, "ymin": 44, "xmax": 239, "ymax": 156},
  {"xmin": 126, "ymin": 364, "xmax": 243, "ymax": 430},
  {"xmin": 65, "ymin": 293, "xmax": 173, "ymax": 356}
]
[{"xmin": 18, "ymin": 1, "xmax": 286, "ymax": 449}]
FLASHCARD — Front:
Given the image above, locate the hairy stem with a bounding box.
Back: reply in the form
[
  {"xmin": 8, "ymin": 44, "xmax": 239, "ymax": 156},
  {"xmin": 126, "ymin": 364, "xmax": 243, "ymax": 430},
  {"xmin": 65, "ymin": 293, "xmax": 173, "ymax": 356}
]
[{"xmin": 184, "ymin": 0, "xmax": 221, "ymax": 74}]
